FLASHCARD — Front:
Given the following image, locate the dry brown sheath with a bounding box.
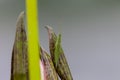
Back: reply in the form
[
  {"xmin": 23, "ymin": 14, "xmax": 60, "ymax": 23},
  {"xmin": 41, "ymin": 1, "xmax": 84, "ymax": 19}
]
[
  {"xmin": 45, "ymin": 25, "xmax": 73, "ymax": 80},
  {"xmin": 10, "ymin": 11, "xmax": 73, "ymax": 80},
  {"xmin": 10, "ymin": 12, "xmax": 29, "ymax": 80},
  {"xmin": 40, "ymin": 47, "xmax": 58, "ymax": 80}
]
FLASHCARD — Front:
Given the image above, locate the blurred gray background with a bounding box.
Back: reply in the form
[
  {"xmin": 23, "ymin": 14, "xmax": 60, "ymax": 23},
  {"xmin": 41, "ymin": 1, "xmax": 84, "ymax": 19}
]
[{"xmin": 1, "ymin": 0, "xmax": 120, "ymax": 80}]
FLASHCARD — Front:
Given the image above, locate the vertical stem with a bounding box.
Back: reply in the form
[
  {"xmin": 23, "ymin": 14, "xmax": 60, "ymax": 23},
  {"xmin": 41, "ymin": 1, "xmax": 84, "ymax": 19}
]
[{"xmin": 25, "ymin": 0, "xmax": 41, "ymax": 80}]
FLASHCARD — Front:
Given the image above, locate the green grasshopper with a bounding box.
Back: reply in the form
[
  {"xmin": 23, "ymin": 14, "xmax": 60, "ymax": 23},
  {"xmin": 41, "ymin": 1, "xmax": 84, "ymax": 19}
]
[{"xmin": 10, "ymin": 12, "xmax": 29, "ymax": 80}]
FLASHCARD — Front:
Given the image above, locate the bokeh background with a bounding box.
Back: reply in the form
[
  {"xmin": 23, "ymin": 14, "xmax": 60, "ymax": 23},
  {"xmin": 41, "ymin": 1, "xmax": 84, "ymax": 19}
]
[{"xmin": 1, "ymin": 0, "xmax": 120, "ymax": 80}]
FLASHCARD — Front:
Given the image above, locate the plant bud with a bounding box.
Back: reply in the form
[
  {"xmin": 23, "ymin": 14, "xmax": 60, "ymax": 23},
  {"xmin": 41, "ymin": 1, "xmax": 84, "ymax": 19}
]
[
  {"xmin": 11, "ymin": 11, "xmax": 29, "ymax": 80},
  {"xmin": 45, "ymin": 25, "xmax": 73, "ymax": 80}
]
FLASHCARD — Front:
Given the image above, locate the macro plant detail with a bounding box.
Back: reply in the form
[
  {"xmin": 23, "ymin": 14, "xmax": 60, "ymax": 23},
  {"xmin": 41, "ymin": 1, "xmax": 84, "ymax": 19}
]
[{"xmin": 10, "ymin": 12, "xmax": 73, "ymax": 80}]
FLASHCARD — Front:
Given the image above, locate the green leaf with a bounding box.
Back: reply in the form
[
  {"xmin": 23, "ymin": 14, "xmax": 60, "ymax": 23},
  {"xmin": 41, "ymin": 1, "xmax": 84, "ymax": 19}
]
[{"xmin": 54, "ymin": 34, "xmax": 62, "ymax": 67}]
